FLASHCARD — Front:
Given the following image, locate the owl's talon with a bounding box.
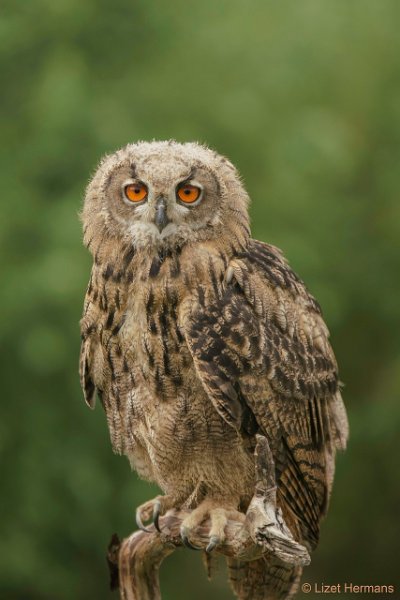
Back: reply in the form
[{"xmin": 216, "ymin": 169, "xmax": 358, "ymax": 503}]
[
  {"xmin": 180, "ymin": 526, "xmax": 202, "ymax": 551},
  {"xmin": 153, "ymin": 500, "xmax": 162, "ymax": 533},
  {"xmin": 135, "ymin": 495, "xmax": 175, "ymax": 534},
  {"xmin": 135, "ymin": 508, "xmax": 152, "ymax": 533},
  {"xmin": 206, "ymin": 535, "xmax": 220, "ymax": 553}
]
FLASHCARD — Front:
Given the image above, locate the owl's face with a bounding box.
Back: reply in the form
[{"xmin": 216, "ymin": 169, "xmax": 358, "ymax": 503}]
[{"xmin": 83, "ymin": 141, "xmax": 250, "ymax": 254}]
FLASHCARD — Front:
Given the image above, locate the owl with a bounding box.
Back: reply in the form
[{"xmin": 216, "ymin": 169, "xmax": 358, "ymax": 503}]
[{"xmin": 80, "ymin": 140, "xmax": 348, "ymax": 599}]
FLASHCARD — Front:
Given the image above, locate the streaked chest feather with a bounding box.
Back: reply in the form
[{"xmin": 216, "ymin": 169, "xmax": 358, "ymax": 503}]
[
  {"xmin": 99, "ymin": 247, "xmax": 227, "ymax": 439},
  {"xmin": 81, "ymin": 242, "xmax": 257, "ymax": 498},
  {"xmin": 115, "ymin": 249, "xmax": 249, "ymax": 485},
  {"xmin": 121, "ymin": 272, "xmax": 190, "ymax": 400}
]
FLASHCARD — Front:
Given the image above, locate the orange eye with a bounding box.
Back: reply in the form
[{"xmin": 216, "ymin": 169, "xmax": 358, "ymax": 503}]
[
  {"xmin": 177, "ymin": 184, "xmax": 201, "ymax": 204},
  {"xmin": 124, "ymin": 183, "xmax": 148, "ymax": 203}
]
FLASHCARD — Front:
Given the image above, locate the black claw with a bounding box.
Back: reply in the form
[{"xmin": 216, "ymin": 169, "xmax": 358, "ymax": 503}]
[
  {"xmin": 135, "ymin": 508, "xmax": 152, "ymax": 533},
  {"xmin": 206, "ymin": 535, "xmax": 220, "ymax": 553},
  {"xmin": 180, "ymin": 527, "xmax": 202, "ymax": 551},
  {"xmin": 153, "ymin": 500, "xmax": 162, "ymax": 533}
]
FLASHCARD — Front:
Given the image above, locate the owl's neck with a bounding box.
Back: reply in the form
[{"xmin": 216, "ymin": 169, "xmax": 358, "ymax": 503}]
[
  {"xmin": 83, "ymin": 228, "xmax": 250, "ymax": 365},
  {"xmin": 90, "ymin": 215, "xmax": 249, "ymax": 283},
  {"xmin": 86, "ymin": 222, "xmax": 250, "ymax": 330}
]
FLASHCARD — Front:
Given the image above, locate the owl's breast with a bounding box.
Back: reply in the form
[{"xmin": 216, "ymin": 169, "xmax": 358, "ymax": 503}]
[
  {"xmin": 120, "ymin": 301, "xmax": 235, "ymax": 488},
  {"xmin": 98, "ymin": 252, "xmax": 254, "ymax": 501},
  {"xmin": 120, "ymin": 276, "xmax": 192, "ymax": 401}
]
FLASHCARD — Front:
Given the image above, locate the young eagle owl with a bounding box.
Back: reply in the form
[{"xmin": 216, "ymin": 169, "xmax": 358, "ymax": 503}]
[{"xmin": 80, "ymin": 141, "xmax": 348, "ymax": 599}]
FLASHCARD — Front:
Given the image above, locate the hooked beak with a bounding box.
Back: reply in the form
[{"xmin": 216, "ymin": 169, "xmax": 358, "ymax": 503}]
[{"xmin": 154, "ymin": 197, "xmax": 171, "ymax": 233}]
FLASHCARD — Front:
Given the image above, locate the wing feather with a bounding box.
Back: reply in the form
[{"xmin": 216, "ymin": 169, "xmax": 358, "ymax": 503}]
[
  {"xmin": 79, "ymin": 290, "xmax": 103, "ymax": 409},
  {"xmin": 79, "ymin": 336, "xmax": 96, "ymax": 408},
  {"xmin": 182, "ymin": 239, "xmax": 348, "ymax": 547}
]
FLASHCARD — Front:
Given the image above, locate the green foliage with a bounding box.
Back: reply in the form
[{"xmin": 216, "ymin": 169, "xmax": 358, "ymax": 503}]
[{"xmin": 1, "ymin": 1, "xmax": 399, "ymax": 598}]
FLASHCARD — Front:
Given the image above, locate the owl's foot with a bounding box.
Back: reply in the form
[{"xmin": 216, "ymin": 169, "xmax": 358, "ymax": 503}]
[
  {"xmin": 180, "ymin": 500, "xmax": 245, "ymax": 553},
  {"xmin": 135, "ymin": 495, "xmax": 175, "ymax": 533}
]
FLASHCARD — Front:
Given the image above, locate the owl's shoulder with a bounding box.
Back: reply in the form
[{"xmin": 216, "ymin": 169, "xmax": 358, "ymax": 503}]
[{"xmin": 232, "ymin": 238, "xmax": 322, "ymax": 314}]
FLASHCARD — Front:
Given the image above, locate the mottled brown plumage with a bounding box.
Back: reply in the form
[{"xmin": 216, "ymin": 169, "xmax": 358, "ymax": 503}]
[{"xmin": 80, "ymin": 140, "xmax": 348, "ymax": 599}]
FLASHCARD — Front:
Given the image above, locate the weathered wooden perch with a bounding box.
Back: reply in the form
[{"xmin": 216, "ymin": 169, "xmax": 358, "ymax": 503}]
[{"xmin": 107, "ymin": 436, "xmax": 310, "ymax": 600}]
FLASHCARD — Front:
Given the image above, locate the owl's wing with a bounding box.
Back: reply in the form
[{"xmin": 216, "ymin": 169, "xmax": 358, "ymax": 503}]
[{"xmin": 182, "ymin": 239, "xmax": 348, "ymax": 547}]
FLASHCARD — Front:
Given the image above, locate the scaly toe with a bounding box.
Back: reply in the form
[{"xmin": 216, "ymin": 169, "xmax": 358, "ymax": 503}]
[
  {"xmin": 180, "ymin": 525, "xmax": 202, "ymax": 551},
  {"xmin": 135, "ymin": 506, "xmax": 152, "ymax": 533}
]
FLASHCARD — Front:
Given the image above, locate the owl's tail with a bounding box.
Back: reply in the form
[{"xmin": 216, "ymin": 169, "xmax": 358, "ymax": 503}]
[{"xmin": 227, "ymin": 556, "xmax": 302, "ymax": 600}]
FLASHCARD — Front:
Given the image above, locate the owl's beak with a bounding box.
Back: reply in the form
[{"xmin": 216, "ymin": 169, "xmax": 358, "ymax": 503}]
[{"xmin": 154, "ymin": 197, "xmax": 170, "ymax": 233}]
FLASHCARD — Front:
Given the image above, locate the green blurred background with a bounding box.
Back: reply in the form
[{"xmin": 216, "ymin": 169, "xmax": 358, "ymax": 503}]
[{"xmin": 1, "ymin": 1, "xmax": 400, "ymax": 598}]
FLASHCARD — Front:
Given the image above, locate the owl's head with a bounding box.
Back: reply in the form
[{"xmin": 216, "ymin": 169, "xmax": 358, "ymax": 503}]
[{"xmin": 82, "ymin": 141, "xmax": 250, "ymax": 255}]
